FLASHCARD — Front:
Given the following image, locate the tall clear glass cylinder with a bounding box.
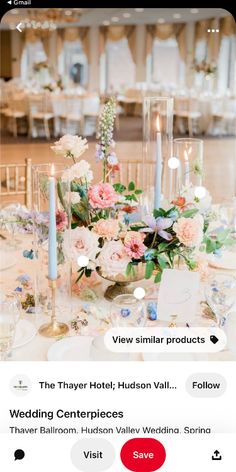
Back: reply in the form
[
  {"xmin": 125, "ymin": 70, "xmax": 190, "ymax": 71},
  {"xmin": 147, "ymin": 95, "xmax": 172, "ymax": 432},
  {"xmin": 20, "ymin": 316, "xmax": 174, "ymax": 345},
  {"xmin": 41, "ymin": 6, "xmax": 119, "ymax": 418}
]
[
  {"xmin": 32, "ymin": 164, "xmax": 71, "ymax": 326},
  {"xmin": 173, "ymin": 138, "xmax": 204, "ymax": 188},
  {"xmin": 142, "ymin": 97, "xmax": 174, "ymax": 214}
]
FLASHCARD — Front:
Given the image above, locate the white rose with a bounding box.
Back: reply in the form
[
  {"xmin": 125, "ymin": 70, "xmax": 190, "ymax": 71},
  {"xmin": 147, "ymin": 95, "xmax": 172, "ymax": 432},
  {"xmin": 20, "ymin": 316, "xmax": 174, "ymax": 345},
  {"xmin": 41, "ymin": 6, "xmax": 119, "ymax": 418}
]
[
  {"xmin": 51, "ymin": 135, "xmax": 88, "ymax": 159},
  {"xmin": 72, "ymin": 160, "xmax": 93, "ymax": 182},
  {"xmin": 63, "ymin": 227, "xmax": 99, "ymax": 264},
  {"xmin": 97, "ymin": 240, "xmax": 131, "ymax": 277},
  {"xmin": 61, "ymin": 160, "xmax": 93, "ymax": 183}
]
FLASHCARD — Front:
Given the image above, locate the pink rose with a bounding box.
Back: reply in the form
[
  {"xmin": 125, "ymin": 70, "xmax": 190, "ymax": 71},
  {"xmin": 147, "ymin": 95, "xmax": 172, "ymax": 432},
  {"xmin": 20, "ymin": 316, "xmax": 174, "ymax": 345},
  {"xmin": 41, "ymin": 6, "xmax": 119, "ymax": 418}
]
[
  {"xmin": 173, "ymin": 214, "xmax": 204, "ymax": 248},
  {"xmin": 97, "ymin": 240, "xmax": 131, "ymax": 277},
  {"xmin": 93, "ymin": 219, "xmax": 120, "ymax": 240},
  {"xmin": 124, "ymin": 238, "xmax": 147, "ymax": 259},
  {"xmin": 88, "ymin": 183, "xmax": 117, "ymax": 209},
  {"xmin": 56, "ymin": 210, "xmax": 68, "ymax": 231},
  {"xmin": 124, "ymin": 231, "xmax": 145, "ymax": 244}
]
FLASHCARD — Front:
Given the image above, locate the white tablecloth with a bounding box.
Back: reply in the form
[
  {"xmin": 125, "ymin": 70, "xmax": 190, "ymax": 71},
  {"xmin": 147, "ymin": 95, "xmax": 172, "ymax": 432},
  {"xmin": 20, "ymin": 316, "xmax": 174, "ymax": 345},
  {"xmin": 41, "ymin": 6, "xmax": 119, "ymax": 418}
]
[{"xmin": 1, "ymin": 234, "xmax": 235, "ymax": 362}]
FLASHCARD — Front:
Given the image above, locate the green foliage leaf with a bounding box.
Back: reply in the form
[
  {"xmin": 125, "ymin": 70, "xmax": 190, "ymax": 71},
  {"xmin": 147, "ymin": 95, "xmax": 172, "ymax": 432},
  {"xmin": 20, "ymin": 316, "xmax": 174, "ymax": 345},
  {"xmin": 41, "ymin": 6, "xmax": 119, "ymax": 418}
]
[
  {"xmin": 187, "ymin": 259, "xmax": 198, "ymax": 270},
  {"xmin": 113, "ymin": 183, "xmax": 126, "ymax": 194},
  {"xmin": 75, "ymin": 268, "xmax": 85, "ymax": 283},
  {"xmin": 130, "ymin": 224, "xmax": 146, "ymax": 231},
  {"xmin": 126, "ymin": 262, "xmax": 135, "ymax": 277},
  {"xmin": 154, "ymin": 271, "xmax": 162, "ymax": 283},
  {"xmin": 128, "ymin": 181, "xmax": 135, "ymax": 191},
  {"xmin": 145, "ymin": 260, "xmax": 155, "ymax": 279},
  {"xmin": 85, "ymin": 268, "xmax": 92, "ymax": 278},
  {"xmin": 57, "ymin": 181, "xmax": 66, "ymax": 210},
  {"xmin": 157, "ymin": 254, "xmax": 169, "ymax": 269},
  {"xmin": 153, "ymin": 208, "xmax": 166, "ymax": 218},
  {"xmin": 157, "ymin": 242, "xmax": 169, "ymax": 252},
  {"xmin": 181, "ymin": 209, "xmax": 199, "ymax": 218},
  {"xmin": 125, "ymin": 194, "xmax": 138, "ymax": 202},
  {"xmin": 205, "ymin": 237, "xmax": 216, "ymax": 253},
  {"xmin": 72, "ymin": 198, "xmax": 89, "ymax": 223},
  {"xmin": 134, "ymin": 189, "xmax": 143, "ymax": 195}
]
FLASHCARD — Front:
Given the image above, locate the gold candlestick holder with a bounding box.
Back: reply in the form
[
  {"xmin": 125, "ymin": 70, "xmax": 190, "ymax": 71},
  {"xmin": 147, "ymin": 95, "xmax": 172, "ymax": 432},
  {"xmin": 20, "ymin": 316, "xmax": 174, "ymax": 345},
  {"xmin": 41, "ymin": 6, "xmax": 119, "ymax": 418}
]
[{"xmin": 38, "ymin": 278, "xmax": 69, "ymax": 338}]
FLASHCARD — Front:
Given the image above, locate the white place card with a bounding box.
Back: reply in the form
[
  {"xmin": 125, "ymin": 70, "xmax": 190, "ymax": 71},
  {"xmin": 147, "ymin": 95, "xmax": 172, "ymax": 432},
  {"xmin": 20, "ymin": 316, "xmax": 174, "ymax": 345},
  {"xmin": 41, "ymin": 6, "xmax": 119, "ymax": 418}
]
[{"xmin": 158, "ymin": 269, "xmax": 200, "ymax": 323}]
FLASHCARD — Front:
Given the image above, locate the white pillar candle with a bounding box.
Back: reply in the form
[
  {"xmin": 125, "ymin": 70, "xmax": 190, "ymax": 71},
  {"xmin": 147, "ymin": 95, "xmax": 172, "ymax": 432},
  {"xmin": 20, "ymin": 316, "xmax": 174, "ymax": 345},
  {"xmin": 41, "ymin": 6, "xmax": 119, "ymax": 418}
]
[{"xmin": 184, "ymin": 149, "xmax": 190, "ymax": 185}]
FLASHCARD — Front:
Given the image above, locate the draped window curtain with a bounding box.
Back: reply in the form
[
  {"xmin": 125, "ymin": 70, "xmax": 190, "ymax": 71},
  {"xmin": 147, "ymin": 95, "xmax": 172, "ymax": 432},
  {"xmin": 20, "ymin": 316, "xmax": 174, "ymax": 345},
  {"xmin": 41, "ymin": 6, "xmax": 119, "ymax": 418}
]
[
  {"xmin": 23, "ymin": 29, "xmax": 50, "ymax": 58},
  {"xmin": 194, "ymin": 15, "xmax": 236, "ymax": 63},
  {"xmin": 23, "ymin": 27, "xmax": 90, "ymax": 61},
  {"xmin": 60, "ymin": 27, "xmax": 90, "ymax": 59},
  {"xmin": 146, "ymin": 23, "xmax": 187, "ymax": 63},
  {"xmin": 99, "ymin": 25, "xmax": 137, "ymax": 64}
]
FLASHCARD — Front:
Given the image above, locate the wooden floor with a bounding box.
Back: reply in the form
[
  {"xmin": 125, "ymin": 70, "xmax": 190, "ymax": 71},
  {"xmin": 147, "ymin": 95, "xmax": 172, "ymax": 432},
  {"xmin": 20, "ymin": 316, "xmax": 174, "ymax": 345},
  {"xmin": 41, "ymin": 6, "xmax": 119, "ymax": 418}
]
[{"xmin": 0, "ymin": 138, "xmax": 236, "ymax": 204}]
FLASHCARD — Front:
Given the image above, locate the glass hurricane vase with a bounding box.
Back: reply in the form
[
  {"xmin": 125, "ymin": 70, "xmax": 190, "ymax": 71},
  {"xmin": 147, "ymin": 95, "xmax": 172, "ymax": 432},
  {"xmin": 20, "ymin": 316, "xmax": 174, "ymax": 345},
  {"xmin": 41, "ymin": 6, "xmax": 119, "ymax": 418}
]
[
  {"xmin": 32, "ymin": 164, "xmax": 72, "ymax": 329},
  {"xmin": 142, "ymin": 96, "xmax": 174, "ymax": 214}
]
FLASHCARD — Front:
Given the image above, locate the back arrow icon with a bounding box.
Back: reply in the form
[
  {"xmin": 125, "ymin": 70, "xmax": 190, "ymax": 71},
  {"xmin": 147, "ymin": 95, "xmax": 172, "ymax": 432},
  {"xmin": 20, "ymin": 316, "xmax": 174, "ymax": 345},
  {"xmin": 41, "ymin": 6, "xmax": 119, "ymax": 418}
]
[{"xmin": 16, "ymin": 23, "xmax": 22, "ymax": 33}]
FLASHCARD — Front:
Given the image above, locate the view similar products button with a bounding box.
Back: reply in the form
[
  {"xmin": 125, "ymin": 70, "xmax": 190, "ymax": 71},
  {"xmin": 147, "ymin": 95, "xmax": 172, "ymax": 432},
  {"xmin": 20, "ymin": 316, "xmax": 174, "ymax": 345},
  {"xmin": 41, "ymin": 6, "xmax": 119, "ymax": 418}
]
[{"xmin": 120, "ymin": 438, "xmax": 166, "ymax": 471}]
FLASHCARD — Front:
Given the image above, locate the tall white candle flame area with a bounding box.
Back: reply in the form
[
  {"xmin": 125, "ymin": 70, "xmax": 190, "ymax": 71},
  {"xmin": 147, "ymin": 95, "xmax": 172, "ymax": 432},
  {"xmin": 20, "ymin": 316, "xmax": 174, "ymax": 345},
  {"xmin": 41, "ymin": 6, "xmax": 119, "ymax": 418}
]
[
  {"xmin": 48, "ymin": 163, "xmax": 57, "ymax": 281},
  {"xmin": 154, "ymin": 115, "xmax": 162, "ymax": 210},
  {"xmin": 184, "ymin": 149, "xmax": 191, "ymax": 185}
]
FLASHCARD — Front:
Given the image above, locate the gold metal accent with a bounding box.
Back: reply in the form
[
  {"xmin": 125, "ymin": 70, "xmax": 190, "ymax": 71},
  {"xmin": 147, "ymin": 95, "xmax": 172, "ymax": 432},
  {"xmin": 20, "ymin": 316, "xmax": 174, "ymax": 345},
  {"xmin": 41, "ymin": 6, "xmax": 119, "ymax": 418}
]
[
  {"xmin": 168, "ymin": 315, "xmax": 178, "ymax": 327},
  {"xmin": 38, "ymin": 278, "xmax": 69, "ymax": 338},
  {"xmin": 97, "ymin": 263, "xmax": 146, "ymax": 301}
]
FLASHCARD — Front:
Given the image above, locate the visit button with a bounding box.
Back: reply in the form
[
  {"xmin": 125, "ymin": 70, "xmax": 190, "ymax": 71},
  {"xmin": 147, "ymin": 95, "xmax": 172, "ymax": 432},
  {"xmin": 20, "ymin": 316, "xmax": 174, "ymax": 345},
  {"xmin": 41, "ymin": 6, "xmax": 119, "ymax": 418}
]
[{"xmin": 120, "ymin": 438, "xmax": 166, "ymax": 471}]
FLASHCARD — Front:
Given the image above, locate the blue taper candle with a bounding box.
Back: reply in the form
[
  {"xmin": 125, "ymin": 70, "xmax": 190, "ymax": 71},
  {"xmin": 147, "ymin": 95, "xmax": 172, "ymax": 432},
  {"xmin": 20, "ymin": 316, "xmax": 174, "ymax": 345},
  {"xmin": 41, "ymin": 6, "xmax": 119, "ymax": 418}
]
[
  {"xmin": 154, "ymin": 115, "xmax": 162, "ymax": 210},
  {"xmin": 48, "ymin": 164, "xmax": 57, "ymax": 280}
]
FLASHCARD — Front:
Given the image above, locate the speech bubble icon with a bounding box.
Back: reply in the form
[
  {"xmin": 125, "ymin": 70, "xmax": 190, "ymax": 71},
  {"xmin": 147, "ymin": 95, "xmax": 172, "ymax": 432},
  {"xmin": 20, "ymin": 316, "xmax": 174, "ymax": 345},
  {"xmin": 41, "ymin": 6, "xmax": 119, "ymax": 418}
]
[{"xmin": 14, "ymin": 449, "xmax": 25, "ymax": 461}]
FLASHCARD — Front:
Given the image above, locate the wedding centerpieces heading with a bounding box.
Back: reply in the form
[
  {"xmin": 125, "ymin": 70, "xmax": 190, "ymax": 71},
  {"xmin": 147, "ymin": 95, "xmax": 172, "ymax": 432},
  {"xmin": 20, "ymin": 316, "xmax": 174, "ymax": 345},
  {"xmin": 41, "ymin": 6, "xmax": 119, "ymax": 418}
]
[{"xmin": 50, "ymin": 98, "xmax": 233, "ymax": 284}]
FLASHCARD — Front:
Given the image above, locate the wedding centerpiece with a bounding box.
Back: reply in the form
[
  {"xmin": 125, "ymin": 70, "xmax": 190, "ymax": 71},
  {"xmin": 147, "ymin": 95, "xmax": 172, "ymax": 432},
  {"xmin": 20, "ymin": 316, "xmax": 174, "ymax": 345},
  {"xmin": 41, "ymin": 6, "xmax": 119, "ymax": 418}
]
[
  {"xmin": 50, "ymin": 98, "xmax": 233, "ymax": 299},
  {"xmin": 32, "ymin": 60, "xmax": 52, "ymax": 88},
  {"xmin": 193, "ymin": 60, "xmax": 217, "ymax": 76}
]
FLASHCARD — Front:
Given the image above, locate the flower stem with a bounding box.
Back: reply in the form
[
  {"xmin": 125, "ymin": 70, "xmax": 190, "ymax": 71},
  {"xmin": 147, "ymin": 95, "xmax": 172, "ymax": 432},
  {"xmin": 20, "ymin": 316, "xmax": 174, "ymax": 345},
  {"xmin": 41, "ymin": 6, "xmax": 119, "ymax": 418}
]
[{"xmin": 151, "ymin": 230, "xmax": 158, "ymax": 248}]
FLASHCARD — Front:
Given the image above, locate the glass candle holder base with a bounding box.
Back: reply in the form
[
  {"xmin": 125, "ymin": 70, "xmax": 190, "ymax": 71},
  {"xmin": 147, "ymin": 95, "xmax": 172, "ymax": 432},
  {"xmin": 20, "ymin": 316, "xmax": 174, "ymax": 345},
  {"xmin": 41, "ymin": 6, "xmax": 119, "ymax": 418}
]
[{"xmin": 38, "ymin": 320, "xmax": 69, "ymax": 338}]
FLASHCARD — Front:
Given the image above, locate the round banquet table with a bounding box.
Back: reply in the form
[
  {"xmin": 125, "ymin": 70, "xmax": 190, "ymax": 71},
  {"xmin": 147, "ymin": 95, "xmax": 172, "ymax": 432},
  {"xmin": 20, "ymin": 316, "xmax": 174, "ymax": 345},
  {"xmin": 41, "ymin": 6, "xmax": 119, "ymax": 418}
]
[{"xmin": 0, "ymin": 233, "xmax": 236, "ymax": 362}]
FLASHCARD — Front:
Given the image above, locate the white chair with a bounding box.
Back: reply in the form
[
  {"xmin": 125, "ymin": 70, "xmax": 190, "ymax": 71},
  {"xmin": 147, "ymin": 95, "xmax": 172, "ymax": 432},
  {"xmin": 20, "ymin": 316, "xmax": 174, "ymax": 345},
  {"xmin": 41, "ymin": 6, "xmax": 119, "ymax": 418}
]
[
  {"xmin": 64, "ymin": 95, "xmax": 84, "ymax": 135},
  {"xmin": 51, "ymin": 94, "xmax": 67, "ymax": 137},
  {"xmin": 208, "ymin": 97, "xmax": 236, "ymax": 136},
  {"xmin": 82, "ymin": 95, "xmax": 100, "ymax": 136},
  {"xmin": 0, "ymin": 158, "xmax": 32, "ymax": 208},
  {"xmin": 174, "ymin": 97, "xmax": 201, "ymax": 136},
  {"xmin": 28, "ymin": 93, "xmax": 54, "ymax": 139},
  {"xmin": 3, "ymin": 92, "xmax": 28, "ymax": 137}
]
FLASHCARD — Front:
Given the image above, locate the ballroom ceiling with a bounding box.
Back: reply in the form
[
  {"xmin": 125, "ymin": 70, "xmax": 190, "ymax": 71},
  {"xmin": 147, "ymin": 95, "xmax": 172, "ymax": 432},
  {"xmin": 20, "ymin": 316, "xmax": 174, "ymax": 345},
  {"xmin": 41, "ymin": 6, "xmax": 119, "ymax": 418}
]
[{"xmin": 0, "ymin": 8, "xmax": 232, "ymax": 30}]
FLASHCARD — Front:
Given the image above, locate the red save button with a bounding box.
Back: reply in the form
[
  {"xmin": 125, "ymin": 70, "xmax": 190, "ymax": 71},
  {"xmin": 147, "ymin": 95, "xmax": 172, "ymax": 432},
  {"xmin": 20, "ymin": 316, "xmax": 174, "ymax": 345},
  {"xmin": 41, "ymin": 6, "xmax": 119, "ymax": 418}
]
[{"xmin": 120, "ymin": 438, "xmax": 166, "ymax": 471}]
